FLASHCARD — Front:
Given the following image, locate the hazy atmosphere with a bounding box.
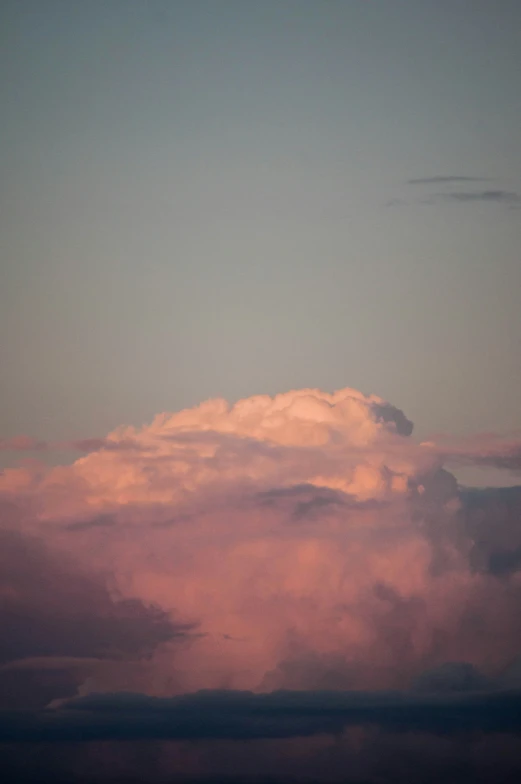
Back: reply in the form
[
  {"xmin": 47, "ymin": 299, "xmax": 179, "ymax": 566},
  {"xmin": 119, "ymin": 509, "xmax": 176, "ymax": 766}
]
[{"xmin": 1, "ymin": 2, "xmax": 521, "ymax": 782}]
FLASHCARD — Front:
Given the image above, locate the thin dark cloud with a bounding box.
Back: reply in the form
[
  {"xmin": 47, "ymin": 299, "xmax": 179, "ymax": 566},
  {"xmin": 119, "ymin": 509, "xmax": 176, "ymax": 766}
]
[
  {"xmin": 408, "ymin": 176, "xmax": 489, "ymax": 184},
  {"xmin": 401, "ymin": 178, "xmax": 520, "ymax": 209},
  {"xmin": 431, "ymin": 190, "xmax": 520, "ymax": 205},
  {"xmin": 255, "ymin": 484, "xmax": 347, "ymax": 513}
]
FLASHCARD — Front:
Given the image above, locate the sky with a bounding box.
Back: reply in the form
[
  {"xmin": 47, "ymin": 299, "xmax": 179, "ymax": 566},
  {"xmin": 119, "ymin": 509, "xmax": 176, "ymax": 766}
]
[
  {"xmin": 2, "ymin": 2, "xmax": 521, "ymax": 782},
  {"xmin": 1, "ymin": 0, "xmax": 521, "ymax": 456}
]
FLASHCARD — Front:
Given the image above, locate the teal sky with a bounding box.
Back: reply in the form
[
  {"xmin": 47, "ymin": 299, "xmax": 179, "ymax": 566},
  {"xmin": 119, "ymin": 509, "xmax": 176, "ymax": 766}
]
[{"xmin": 1, "ymin": 0, "xmax": 520, "ymax": 477}]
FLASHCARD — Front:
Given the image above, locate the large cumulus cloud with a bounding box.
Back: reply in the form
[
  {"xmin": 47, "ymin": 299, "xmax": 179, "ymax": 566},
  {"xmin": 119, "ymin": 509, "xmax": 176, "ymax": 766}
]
[{"xmin": 1, "ymin": 386, "xmax": 521, "ymax": 707}]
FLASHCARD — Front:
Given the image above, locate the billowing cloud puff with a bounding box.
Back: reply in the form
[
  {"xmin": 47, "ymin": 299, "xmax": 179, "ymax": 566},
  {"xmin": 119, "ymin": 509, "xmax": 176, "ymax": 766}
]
[
  {"xmin": 1, "ymin": 387, "xmax": 521, "ymax": 707},
  {"xmin": 0, "ymin": 388, "xmax": 422, "ymax": 518}
]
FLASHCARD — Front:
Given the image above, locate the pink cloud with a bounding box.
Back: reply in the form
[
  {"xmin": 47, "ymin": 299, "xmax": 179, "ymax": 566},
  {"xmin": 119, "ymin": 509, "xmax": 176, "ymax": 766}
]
[{"xmin": 1, "ymin": 386, "xmax": 521, "ymax": 706}]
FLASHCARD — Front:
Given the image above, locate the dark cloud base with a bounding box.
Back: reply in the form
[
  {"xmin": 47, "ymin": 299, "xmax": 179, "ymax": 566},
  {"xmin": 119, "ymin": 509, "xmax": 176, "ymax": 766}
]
[
  {"xmin": 4, "ymin": 681, "xmax": 521, "ymax": 782},
  {"xmin": 4, "ymin": 687, "xmax": 521, "ymax": 743}
]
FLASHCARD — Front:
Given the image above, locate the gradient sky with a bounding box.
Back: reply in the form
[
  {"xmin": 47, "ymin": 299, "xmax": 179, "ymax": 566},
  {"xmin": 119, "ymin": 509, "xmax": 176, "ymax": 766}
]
[{"xmin": 2, "ymin": 0, "xmax": 520, "ymax": 458}]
